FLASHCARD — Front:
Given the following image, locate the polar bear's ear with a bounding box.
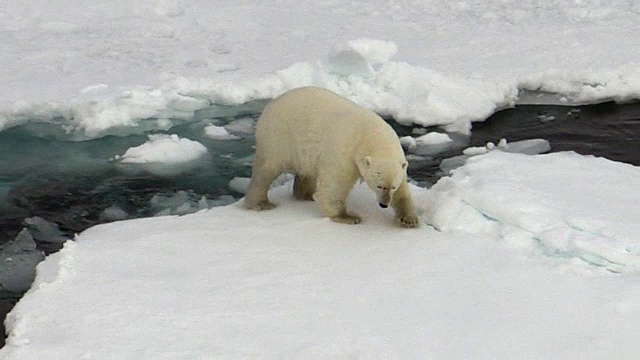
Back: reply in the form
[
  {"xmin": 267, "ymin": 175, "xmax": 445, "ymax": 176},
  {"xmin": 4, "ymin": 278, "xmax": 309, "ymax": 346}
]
[{"xmin": 401, "ymin": 161, "xmax": 408, "ymax": 170}]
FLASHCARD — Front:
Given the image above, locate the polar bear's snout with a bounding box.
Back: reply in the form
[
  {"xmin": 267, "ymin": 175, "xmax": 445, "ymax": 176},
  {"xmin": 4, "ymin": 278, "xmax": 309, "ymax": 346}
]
[{"xmin": 378, "ymin": 190, "xmax": 392, "ymax": 208}]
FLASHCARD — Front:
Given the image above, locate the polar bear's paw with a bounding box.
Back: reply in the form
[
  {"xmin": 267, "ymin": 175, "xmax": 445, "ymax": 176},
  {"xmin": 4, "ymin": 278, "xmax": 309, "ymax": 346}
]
[
  {"xmin": 331, "ymin": 214, "xmax": 362, "ymax": 225},
  {"xmin": 397, "ymin": 214, "xmax": 420, "ymax": 228},
  {"xmin": 245, "ymin": 200, "xmax": 276, "ymax": 211}
]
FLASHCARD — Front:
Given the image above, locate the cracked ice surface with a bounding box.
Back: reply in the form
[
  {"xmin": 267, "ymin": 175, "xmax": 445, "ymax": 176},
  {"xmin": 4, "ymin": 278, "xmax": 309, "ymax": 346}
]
[{"xmin": 426, "ymin": 151, "xmax": 640, "ymax": 272}]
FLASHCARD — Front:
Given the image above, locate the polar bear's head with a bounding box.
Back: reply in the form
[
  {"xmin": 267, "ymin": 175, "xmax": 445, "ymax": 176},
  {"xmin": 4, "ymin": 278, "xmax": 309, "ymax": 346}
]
[{"xmin": 358, "ymin": 156, "xmax": 408, "ymax": 208}]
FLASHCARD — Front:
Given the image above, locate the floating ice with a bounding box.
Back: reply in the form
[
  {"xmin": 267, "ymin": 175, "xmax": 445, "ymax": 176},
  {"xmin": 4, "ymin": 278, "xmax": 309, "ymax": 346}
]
[
  {"xmin": 463, "ymin": 146, "xmax": 489, "ymax": 156},
  {"xmin": 115, "ymin": 134, "xmax": 207, "ymax": 164},
  {"xmin": 224, "ymin": 117, "xmax": 255, "ymax": 135},
  {"xmin": 405, "ymin": 154, "xmax": 430, "ymax": 161},
  {"xmin": 538, "ymin": 114, "xmax": 556, "ymax": 122},
  {"xmin": 99, "ymin": 205, "xmax": 129, "ymax": 222},
  {"xmin": 402, "ymin": 132, "xmax": 454, "ymax": 156},
  {"xmin": 112, "ymin": 134, "xmax": 208, "ymax": 176},
  {"xmin": 204, "ymin": 124, "xmax": 241, "ymax": 140},
  {"xmin": 0, "ymin": 229, "xmax": 45, "ymax": 294},
  {"xmin": 501, "ymin": 138, "xmax": 551, "ymax": 155},
  {"xmin": 24, "ymin": 217, "xmax": 69, "ymax": 244},
  {"xmin": 417, "ymin": 132, "xmax": 453, "ymax": 145},
  {"xmin": 235, "ymin": 154, "xmax": 255, "ymax": 167},
  {"xmin": 443, "ymin": 138, "xmax": 551, "ymax": 174},
  {"xmin": 149, "ymin": 191, "xmax": 202, "ymax": 216},
  {"xmin": 146, "ymin": 191, "xmax": 235, "ymax": 217},
  {"xmin": 228, "ymin": 177, "xmax": 251, "ymax": 194}
]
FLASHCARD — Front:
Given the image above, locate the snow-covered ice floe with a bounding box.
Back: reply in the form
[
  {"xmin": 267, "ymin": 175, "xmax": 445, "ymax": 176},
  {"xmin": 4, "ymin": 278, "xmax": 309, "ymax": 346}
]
[
  {"xmin": 400, "ymin": 132, "xmax": 455, "ymax": 156},
  {"xmin": 1, "ymin": 37, "xmax": 513, "ymax": 139},
  {"xmin": 427, "ymin": 151, "xmax": 640, "ymax": 273},
  {"xmin": 111, "ymin": 134, "xmax": 208, "ymax": 176},
  {"xmin": 2, "ymin": 25, "xmax": 639, "ymax": 139},
  {"xmin": 2, "ymin": 151, "xmax": 639, "ymax": 357},
  {"xmin": 203, "ymin": 124, "xmax": 240, "ymax": 140}
]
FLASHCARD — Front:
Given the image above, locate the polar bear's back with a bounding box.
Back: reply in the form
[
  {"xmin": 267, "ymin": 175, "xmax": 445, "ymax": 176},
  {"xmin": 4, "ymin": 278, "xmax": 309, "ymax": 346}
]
[{"xmin": 254, "ymin": 87, "xmax": 400, "ymax": 176}]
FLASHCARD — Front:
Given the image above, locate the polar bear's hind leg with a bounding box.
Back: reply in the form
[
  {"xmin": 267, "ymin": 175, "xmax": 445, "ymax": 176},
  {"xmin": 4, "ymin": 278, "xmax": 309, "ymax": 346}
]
[{"xmin": 244, "ymin": 156, "xmax": 281, "ymax": 210}]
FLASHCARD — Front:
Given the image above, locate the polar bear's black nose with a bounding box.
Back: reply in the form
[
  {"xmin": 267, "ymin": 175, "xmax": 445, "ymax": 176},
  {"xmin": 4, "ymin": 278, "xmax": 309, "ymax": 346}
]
[{"xmin": 379, "ymin": 203, "xmax": 388, "ymax": 208}]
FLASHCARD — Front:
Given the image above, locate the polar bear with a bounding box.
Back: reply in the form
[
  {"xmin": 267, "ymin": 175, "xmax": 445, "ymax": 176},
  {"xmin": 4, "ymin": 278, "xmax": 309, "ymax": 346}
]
[{"xmin": 244, "ymin": 86, "xmax": 419, "ymax": 227}]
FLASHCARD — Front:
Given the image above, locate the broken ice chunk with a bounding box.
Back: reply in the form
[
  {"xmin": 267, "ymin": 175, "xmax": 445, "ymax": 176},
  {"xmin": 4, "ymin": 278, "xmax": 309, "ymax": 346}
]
[
  {"xmin": 24, "ymin": 216, "xmax": 68, "ymax": 243},
  {"xmin": 0, "ymin": 229, "xmax": 45, "ymax": 293}
]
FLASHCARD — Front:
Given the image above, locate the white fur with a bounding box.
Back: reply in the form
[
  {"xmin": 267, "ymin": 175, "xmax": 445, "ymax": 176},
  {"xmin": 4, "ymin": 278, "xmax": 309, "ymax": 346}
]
[{"xmin": 244, "ymin": 87, "xmax": 419, "ymax": 227}]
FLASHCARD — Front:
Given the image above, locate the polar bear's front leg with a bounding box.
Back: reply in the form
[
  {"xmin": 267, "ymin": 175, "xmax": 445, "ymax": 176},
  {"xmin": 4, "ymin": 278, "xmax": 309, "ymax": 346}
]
[
  {"xmin": 313, "ymin": 172, "xmax": 361, "ymax": 224},
  {"xmin": 391, "ymin": 182, "xmax": 420, "ymax": 228}
]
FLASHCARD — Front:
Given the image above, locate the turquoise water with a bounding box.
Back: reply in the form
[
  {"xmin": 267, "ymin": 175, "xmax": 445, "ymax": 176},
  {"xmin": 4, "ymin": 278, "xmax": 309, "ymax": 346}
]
[
  {"xmin": 2, "ymin": 102, "xmax": 639, "ymax": 252},
  {"xmin": 0, "ymin": 118, "xmax": 257, "ymax": 253}
]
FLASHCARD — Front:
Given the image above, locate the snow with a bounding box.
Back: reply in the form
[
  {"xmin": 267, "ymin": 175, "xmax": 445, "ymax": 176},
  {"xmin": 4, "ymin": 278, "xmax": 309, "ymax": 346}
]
[
  {"xmin": 2, "ymin": 0, "xmax": 640, "ymax": 357},
  {"xmin": 3, "ymin": 159, "xmax": 639, "ymax": 357},
  {"xmin": 427, "ymin": 151, "xmax": 640, "ymax": 273},
  {"xmin": 1, "ymin": 1, "xmax": 639, "ymax": 138},
  {"xmin": 326, "ymin": 38, "xmax": 398, "ymax": 77}
]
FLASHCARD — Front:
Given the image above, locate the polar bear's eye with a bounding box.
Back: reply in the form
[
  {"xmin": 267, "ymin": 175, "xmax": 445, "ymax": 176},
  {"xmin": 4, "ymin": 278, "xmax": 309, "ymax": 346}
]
[{"xmin": 376, "ymin": 185, "xmax": 382, "ymax": 189}]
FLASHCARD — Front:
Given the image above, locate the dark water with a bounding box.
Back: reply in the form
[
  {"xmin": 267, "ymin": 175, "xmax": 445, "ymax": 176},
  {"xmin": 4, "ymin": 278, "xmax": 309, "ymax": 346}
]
[
  {"xmin": 471, "ymin": 102, "xmax": 640, "ymax": 165},
  {"xmin": 1, "ymin": 101, "xmax": 639, "ymax": 346}
]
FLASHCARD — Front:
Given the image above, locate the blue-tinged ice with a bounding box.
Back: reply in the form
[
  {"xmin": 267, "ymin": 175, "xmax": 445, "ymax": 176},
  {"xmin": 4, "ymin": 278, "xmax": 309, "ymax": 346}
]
[{"xmin": 0, "ymin": 229, "xmax": 45, "ymax": 294}]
